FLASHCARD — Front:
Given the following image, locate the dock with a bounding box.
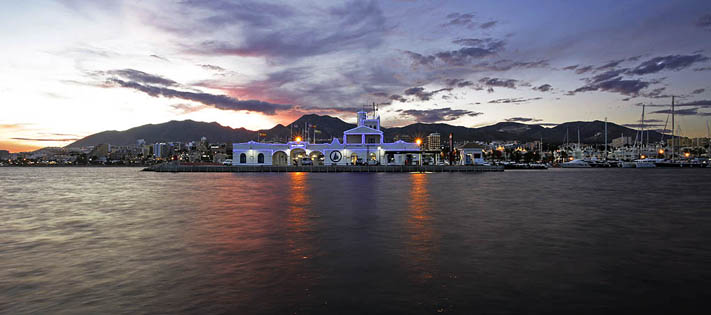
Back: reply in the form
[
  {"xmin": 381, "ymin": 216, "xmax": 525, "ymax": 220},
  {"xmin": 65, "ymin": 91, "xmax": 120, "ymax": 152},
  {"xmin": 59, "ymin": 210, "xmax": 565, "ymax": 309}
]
[{"xmin": 143, "ymin": 164, "xmax": 504, "ymax": 173}]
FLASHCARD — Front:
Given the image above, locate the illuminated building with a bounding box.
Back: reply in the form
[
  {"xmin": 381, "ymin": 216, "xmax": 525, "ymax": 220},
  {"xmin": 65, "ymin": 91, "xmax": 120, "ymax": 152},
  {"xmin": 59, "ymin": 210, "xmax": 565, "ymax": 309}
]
[{"xmin": 232, "ymin": 110, "xmax": 421, "ymax": 166}]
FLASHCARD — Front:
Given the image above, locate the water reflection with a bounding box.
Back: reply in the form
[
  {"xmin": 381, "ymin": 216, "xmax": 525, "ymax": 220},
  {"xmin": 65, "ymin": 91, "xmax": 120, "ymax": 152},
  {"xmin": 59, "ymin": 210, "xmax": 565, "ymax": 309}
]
[
  {"xmin": 286, "ymin": 172, "xmax": 313, "ymax": 259},
  {"xmin": 405, "ymin": 173, "xmax": 435, "ymax": 283}
]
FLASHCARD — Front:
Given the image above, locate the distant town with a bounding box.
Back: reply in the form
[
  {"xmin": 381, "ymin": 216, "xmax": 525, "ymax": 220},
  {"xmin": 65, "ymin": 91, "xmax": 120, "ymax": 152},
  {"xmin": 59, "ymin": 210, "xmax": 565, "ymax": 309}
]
[{"xmin": 2, "ymin": 128, "xmax": 709, "ymax": 168}]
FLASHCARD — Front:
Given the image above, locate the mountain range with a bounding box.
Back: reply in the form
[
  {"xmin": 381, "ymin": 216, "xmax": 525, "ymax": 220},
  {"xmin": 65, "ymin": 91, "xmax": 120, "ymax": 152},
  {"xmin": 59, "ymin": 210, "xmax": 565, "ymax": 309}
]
[{"xmin": 67, "ymin": 114, "xmax": 663, "ymax": 148}]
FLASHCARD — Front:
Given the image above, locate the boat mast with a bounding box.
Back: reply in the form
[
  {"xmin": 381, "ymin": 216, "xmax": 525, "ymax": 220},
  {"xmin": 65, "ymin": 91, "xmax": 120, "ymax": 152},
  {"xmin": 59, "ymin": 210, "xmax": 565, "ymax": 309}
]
[
  {"xmin": 641, "ymin": 104, "xmax": 645, "ymax": 158},
  {"xmin": 671, "ymin": 96, "xmax": 675, "ymax": 162},
  {"xmin": 604, "ymin": 117, "xmax": 608, "ymax": 160}
]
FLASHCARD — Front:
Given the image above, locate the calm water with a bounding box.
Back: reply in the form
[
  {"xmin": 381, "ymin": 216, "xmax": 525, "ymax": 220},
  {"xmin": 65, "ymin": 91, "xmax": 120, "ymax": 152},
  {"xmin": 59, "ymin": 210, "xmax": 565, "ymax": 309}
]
[{"xmin": 1, "ymin": 167, "xmax": 710, "ymax": 314}]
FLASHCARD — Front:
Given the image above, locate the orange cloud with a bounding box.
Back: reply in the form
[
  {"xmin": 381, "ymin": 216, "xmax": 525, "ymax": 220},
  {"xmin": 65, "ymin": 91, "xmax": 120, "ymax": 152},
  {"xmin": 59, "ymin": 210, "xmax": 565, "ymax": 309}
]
[{"xmin": 0, "ymin": 141, "xmax": 42, "ymax": 153}]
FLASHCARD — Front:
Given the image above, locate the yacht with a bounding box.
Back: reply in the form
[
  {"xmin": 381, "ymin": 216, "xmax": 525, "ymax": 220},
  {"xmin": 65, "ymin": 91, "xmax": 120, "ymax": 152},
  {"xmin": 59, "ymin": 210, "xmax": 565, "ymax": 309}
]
[{"xmin": 561, "ymin": 159, "xmax": 591, "ymax": 168}]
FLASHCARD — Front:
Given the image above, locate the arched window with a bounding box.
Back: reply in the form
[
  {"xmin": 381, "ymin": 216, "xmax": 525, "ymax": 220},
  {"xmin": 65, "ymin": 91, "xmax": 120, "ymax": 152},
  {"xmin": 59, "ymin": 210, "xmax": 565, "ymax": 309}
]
[
  {"xmin": 240, "ymin": 153, "xmax": 246, "ymax": 164},
  {"xmin": 257, "ymin": 153, "xmax": 264, "ymax": 163}
]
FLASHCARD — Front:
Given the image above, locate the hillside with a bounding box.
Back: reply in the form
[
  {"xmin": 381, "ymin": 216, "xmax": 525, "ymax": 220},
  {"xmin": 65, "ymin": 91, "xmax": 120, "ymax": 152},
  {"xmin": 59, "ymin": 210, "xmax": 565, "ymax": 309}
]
[{"xmin": 66, "ymin": 115, "xmax": 661, "ymax": 147}]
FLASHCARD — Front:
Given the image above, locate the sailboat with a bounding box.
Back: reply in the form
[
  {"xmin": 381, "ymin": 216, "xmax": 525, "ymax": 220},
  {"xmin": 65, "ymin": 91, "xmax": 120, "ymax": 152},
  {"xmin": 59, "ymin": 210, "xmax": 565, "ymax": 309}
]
[{"xmin": 634, "ymin": 104, "xmax": 656, "ymax": 168}]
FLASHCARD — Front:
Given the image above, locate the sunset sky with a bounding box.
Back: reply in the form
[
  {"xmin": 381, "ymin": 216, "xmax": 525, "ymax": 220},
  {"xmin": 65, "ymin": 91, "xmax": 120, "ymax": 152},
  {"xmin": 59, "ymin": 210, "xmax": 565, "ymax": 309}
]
[{"xmin": 2, "ymin": 0, "xmax": 711, "ymax": 152}]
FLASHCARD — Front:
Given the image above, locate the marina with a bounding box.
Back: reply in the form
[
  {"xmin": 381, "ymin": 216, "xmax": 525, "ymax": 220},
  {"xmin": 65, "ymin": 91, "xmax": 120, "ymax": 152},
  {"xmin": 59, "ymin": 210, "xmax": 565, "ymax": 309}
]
[{"xmin": 143, "ymin": 164, "xmax": 504, "ymax": 173}]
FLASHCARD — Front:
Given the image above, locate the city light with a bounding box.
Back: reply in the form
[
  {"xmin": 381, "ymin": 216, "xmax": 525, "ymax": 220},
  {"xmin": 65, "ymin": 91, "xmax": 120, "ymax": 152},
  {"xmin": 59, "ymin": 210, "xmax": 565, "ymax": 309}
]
[
  {"xmin": 684, "ymin": 152, "xmax": 690, "ymax": 158},
  {"xmin": 658, "ymin": 149, "xmax": 664, "ymax": 154},
  {"xmin": 640, "ymin": 155, "xmax": 646, "ymax": 159},
  {"xmin": 295, "ymin": 136, "xmax": 302, "ymax": 142},
  {"xmin": 415, "ymin": 138, "xmax": 422, "ymax": 145}
]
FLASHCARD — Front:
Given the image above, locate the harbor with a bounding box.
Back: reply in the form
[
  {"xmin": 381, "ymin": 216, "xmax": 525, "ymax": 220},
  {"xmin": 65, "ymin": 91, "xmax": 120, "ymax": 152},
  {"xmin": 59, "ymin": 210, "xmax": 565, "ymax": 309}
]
[{"xmin": 143, "ymin": 164, "xmax": 504, "ymax": 173}]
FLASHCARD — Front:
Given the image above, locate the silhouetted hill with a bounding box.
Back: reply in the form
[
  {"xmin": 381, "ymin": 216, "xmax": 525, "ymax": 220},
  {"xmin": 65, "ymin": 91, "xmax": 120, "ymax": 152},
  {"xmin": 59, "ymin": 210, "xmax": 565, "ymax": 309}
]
[{"xmin": 66, "ymin": 115, "xmax": 661, "ymax": 147}]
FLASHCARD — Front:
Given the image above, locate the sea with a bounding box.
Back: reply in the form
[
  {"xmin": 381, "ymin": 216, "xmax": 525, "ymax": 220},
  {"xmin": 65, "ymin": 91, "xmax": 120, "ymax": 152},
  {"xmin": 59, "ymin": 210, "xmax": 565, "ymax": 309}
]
[{"xmin": 1, "ymin": 167, "xmax": 710, "ymax": 314}]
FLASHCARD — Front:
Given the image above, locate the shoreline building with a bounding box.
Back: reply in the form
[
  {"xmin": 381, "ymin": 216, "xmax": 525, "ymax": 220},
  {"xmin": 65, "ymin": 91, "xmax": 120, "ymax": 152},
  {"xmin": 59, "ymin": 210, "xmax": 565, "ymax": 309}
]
[{"xmin": 232, "ymin": 110, "xmax": 421, "ymax": 166}]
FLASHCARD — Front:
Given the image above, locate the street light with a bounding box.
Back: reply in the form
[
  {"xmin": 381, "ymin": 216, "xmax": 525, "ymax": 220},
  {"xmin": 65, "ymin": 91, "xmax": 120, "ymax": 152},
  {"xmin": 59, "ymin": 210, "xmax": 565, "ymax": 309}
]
[
  {"xmin": 295, "ymin": 136, "xmax": 302, "ymax": 142},
  {"xmin": 415, "ymin": 138, "xmax": 422, "ymax": 166}
]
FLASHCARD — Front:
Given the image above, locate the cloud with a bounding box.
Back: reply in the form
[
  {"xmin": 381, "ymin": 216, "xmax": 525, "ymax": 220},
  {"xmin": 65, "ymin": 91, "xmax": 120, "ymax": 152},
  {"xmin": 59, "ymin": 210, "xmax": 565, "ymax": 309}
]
[
  {"xmin": 649, "ymin": 107, "xmax": 711, "ymax": 116},
  {"xmin": 107, "ymin": 69, "xmax": 177, "ymax": 86},
  {"xmin": 400, "ymin": 107, "xmax": 482, "ymax": 122},
  {"xmin": 173, "ymin": 1, "xmax": 387, "ymax": 60},
  {"xmin": 563, "ymin": 65, "xmax": 578, "ymax": 70},
  {"xmin": 170, "ymin": 103, "xmax": 209, "ymax": 114},
  {"xmin": 532, "ymin": 84, "xmax": 552, "ymax": 92},
  {"xmin": 403, "ymin": 50, "xmax": 435, "ymax": 66},
  {"xmin": 622, "ymin": 123, "xmax": 665, "ymax": 128},
  {"xmin": 149, "ymin": 54, "xmax": 169, "ymax": 62},
  {"xmin": 505, "ymin": 117, "xmax": 542, "ymax": 122},
  {"xmin": 596, "ymin": 59, "xmax": 625, "ymax": 70},
  {"xmin": 694, "ymin": 67, "xmax": 711, "ymax": 71},
  {"xmin": 199, "ymin": 64, "xmax": 226, "ymax": 72},
  {"xmin": 627, "ymin": 54, "xmax": 709, "ymax": 75},
  {"xmin": 441, "ymin": 12, "xmax": 476, "ymax": 28},
  {"xmin": 444, "ymin": 78, "xmax": 474, "ymax": 87},
  {"xmin": 696, "ymin": 14, "xmax": 711, "ymax": 29},
  {"xmin": 589, "ymin": 68, "xmax": 628, "ymax": 83},
  {"xmin": 692, "ymin": 88, "xmax": 705, "ymax": 94},
  {"xmin": 403, "ymin": 87, "xmax": 452, "ymax": 101},
  {"xmin": 575, "ymin": 65, "xmax": 593, "ymax": 74},
  {"xmin": 572, "ymin": 76, "xmax": 649, "ymax": 96},
  {"xmin": 106, "ymin": 78, "xmax": 291, "ymax": 115},
  {"xmin": 480, "ymin": 21, "xmax": 497, "ymax": 29},
  {"xmin": 479, "ymin": 77, "xmax": 518, "ymax": 89},
  {"xmin": 404, "ymin": 37, "xmax": 505, "ymax": 67},
  {"xmin": 641, "ymin": 99, "xmax": 711, "ymax": 108},
  {"xmin": 488, "ymin": 97, "xmax": 542, "ymax": 104},
  {"xmin": 11, "ymin": 137, "xmax": 79, "ymax": 142}
]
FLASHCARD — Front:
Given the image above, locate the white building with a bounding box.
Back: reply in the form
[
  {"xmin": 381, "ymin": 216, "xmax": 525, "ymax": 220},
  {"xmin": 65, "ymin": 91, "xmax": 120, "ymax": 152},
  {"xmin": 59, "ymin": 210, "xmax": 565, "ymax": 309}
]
[
  {"xmin": 458, "ymin": 143, "xmax": 485, "ymax": 165},
  {"xmin": 232, "ymin": 110, "xmax": 421, "ymax": 166}
]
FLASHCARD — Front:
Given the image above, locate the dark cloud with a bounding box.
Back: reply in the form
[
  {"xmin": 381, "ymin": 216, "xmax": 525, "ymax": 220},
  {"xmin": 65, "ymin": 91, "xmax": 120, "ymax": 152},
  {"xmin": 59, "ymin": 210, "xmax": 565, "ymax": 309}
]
[
  {"xmin": 649, "ymin": 107, "xmax": 711, "ymax": 116},
  {"xmin": 696, "ymin": 14, "xmax": 711, "ymax": 29},
  {"xmin": 575, "ymin": 65, "xmax": 593, "ymax": 74},
  {"xmin": 532, "ymin": 84, "xmax": 552, "ymax": 92},
  {"xmin": 563, "ymin": 65, "xmax": 578, "ymax": 70},
  {"xmin": 199, "ymin": 64, "xmax": 226, "ymax": 72},
  {"xmin": 694, "ymin": 67, "xmax": 711, "ymax": 71},
  {"xmin": 150, "ymin": 54, "xmax": 169, "ymax": 62},
  {"xmin": 403, "ymin": 50, "xmax": 435, "ymax": 66},
  {"xmin": 622, "ymin": 123, "xmax": 665, "ymax": 128},
  {"xmin": 595, "ymin": 59, "xmax": 625, "ymax": 70},
  {"xmin": 627, "ymin": 54, "xmax": 709, "ymax": 75},
  {"xmin": 488, "ymin": 97, "xmax": 542, "ymax": 104},
  {"xmin": 389, "ymin": 94, "xmax": 406, "ymax": 103},
  {"xmin": 400, "ymin": 107, "xmax": 482, "ymax": 123},
  {"xmin": 692, "ymin": 88, "xmax": 705, "ymax": 94},
  {"xmin": 405, "ymin": 37, "xmax": 505, "ymax": 67},
  {"xmin": 590, "ymin": 68, "xmax": 628, "ymax": 83},
  {"xmin": 641, "ymin": 87, "xmax": 670, "ymax": 99},
  {"xmin": 444, "ymin": 78, "xmax": 474, "ymax": 88},
  {"xmin": 480, "ymin": 21, "xmax": 497, "ymax": 29},
  {"xmin": 479, "ymin": 77, "xmax": 518, "ymax": 89},
  {"xmin": 107, "ymin": 78, "xmax": 291, "ymax": 115},
  {"xmin": 641, "ymin": 99, "xmax": 711, "ymax": 108},
  {"xmin": 107, "ymin": 69, "xmax": 177, "ymax": 86},
  {"xmin": 434, "ymin": 47, "xmax": 501, "ymax": 66},
  {"xmin": 177, "ymin": 1, "xmax": 386, "ymax": 59},
  {"xmin": 441, "ymin": 12, "xmax": 476, "ymax": 28},
  {"xmin": 505, "ymin": 117, "xmax": 542, "ymax": 122},
  {"xmin": 572, "ymin": 77, "xmax": 649, "ymax": 96},
  {"xmin": 11, "ymin": 137, "xmax": 79, "ymax": 142},
  {"xmin": 403, "ymin": 87, "xmax": 452, "ymax": 101}
]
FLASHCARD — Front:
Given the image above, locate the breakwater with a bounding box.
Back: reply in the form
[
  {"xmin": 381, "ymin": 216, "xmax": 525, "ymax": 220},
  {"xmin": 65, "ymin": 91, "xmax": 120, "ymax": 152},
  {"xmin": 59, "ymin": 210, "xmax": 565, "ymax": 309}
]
[{"xmin": 143, "ymin": 164, "xmax": 504, "ymax": 173}]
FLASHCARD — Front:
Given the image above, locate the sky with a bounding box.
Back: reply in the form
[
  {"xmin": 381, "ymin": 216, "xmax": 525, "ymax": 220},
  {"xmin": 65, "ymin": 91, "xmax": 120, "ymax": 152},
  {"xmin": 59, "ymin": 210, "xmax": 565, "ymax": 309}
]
[{"xmin": 1, "ymin": 0, "xmax": 711, "ymax": 152}]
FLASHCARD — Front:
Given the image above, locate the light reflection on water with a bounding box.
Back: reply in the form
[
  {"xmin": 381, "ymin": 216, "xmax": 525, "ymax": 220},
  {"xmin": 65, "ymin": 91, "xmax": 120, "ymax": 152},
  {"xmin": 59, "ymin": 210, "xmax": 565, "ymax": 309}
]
[{"xmin": 1, "ymin": 167, "xmax": 710, "ymax": 314}]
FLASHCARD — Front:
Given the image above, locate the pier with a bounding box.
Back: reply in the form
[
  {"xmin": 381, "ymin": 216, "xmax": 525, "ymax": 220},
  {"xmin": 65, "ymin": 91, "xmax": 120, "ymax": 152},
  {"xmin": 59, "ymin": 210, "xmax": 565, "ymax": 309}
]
[{"xmin": 143, "ymin": 164, "xmax": 504, "ymax": 173}]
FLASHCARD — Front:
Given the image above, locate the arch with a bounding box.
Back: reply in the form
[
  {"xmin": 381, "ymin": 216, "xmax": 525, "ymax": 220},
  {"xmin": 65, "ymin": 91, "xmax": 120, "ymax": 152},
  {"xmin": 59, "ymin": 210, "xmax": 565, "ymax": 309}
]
[
  {"xmin": 350, "ymin": 153, "xmax": 360, "ymax": 165},
  {"xmin": 257, "ymin": 153, "xmax": 264, "ymax": 163},
  {"xmin": 239, "ymin": 153, "xmax": 246, "ymax": 164},
  {"xmin": 290, "ymin": 148, "xmax": 307, "ymax": 165},
  {"xmin": 309, "ymin": 151, "xmax": 324, "ymax": 166},
  {"xmin": 272, "ymin": 151, "xmax": 288, "ymax": 166}
]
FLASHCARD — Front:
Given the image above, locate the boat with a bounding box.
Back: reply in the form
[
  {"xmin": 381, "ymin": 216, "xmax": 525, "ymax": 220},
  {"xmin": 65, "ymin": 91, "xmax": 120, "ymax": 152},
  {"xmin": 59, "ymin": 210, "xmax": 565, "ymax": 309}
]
[
  {"xmin": 561, "ymin": 159, "xmax": 590, "ymax": 168},
  {"xmin": 620, "ymin": 161, "xmax": 637, "ymax": 168},
  {"xmin": 634, "ymin": 159, "xmax": 656, "ymax": 168}
]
